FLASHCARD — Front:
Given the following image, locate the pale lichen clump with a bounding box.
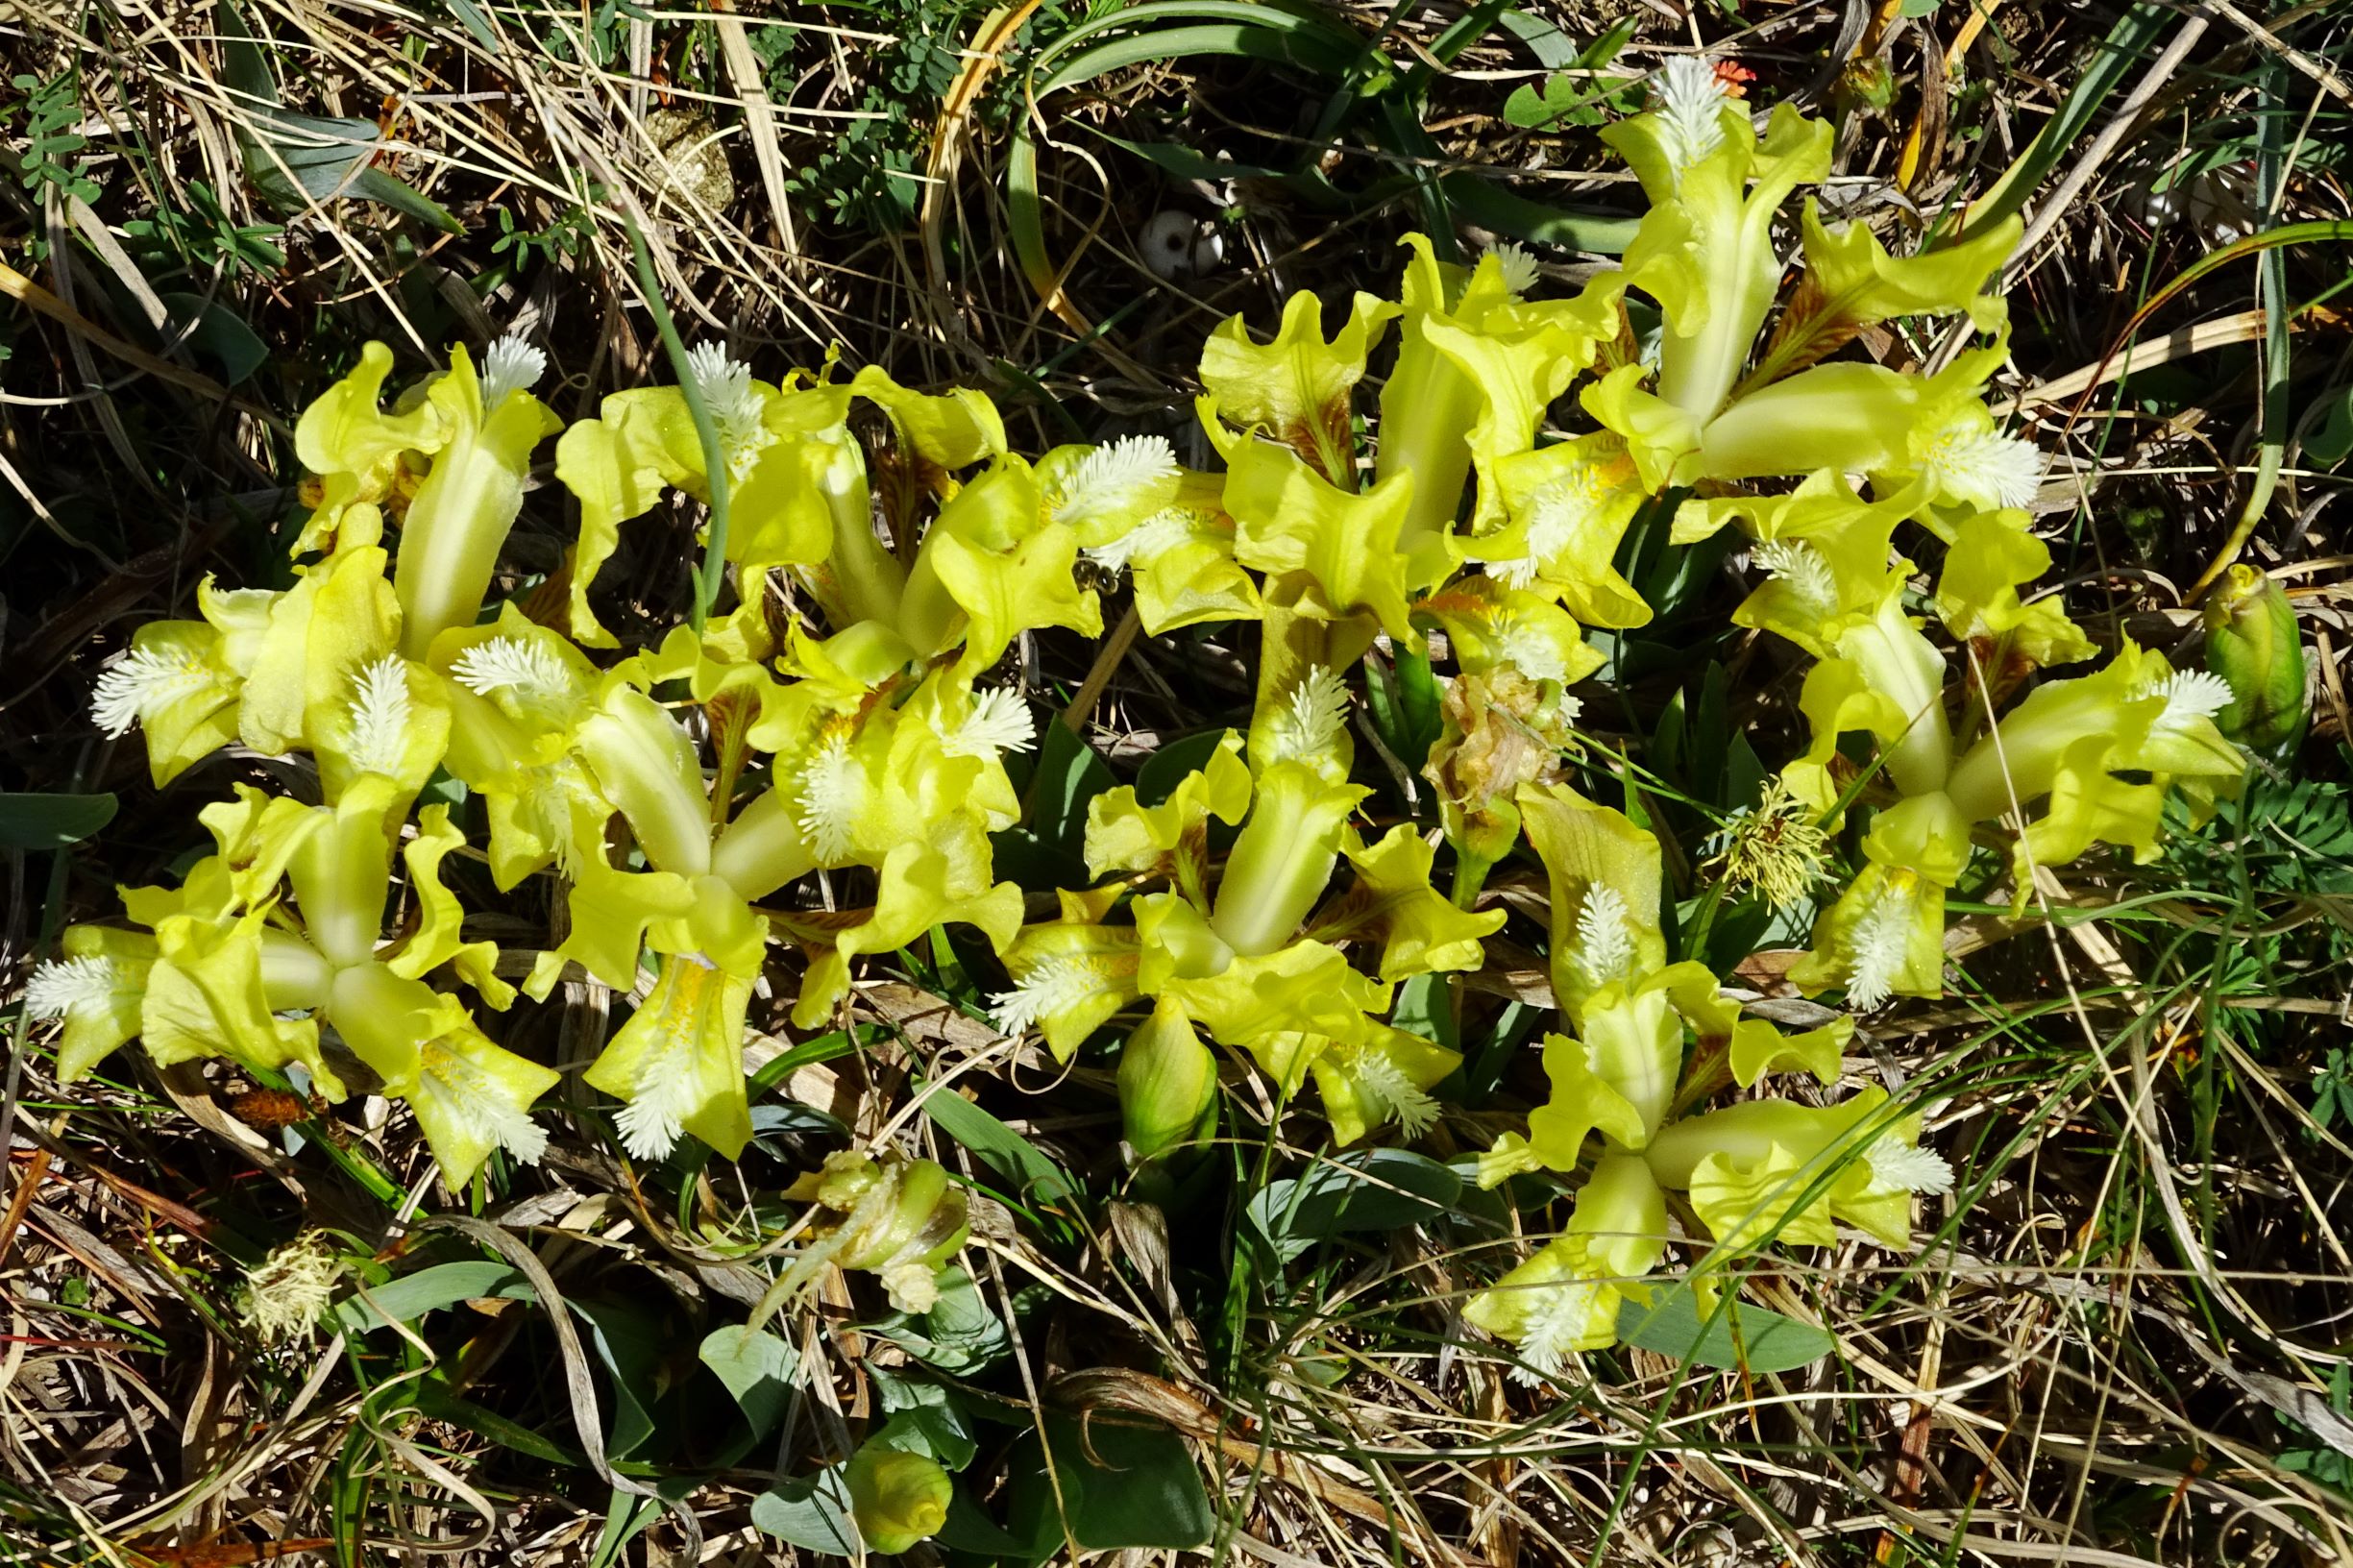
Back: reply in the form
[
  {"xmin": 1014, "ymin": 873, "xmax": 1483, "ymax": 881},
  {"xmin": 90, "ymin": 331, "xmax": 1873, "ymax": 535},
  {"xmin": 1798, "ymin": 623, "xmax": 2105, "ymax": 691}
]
[
  {"xmin": 1708, "ymin": 779, "xmax": 1831, "ymax": 911},
  {"xmin": 237, "ymin": 1231, "xmax": 348, "ymax": 1346}
]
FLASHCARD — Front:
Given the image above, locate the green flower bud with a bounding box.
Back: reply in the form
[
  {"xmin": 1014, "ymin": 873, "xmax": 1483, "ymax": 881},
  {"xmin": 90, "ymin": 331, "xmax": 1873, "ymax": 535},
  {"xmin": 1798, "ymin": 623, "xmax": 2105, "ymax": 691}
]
[
  {"xmin": 1118, "ymin": 997, "xmax": 1218, "ymax": 1160},
  {"xmin": 2203, "ymin": 564, "xmax": 2306, "ymax": 754},
  {"xmin": 846, "ymin": 1442, "xmax": 952, "ymax": 1555}
]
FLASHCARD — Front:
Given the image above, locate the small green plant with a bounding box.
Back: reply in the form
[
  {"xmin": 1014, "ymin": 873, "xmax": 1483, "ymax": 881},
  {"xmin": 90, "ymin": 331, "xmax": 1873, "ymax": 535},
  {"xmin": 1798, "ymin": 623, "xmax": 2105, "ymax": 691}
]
[
  {"xmin": 527, "ymin": 0, "xmax": 650, "ymax": 66},
  {"xmin": 777, "ymin": 0, "xmax": 1085, "ymax": 235},
  {"xmin": 1502, "ymin": 17, "xmax": 1645, "ymax": 132},
  {"xmin": 9, "ymin": 69, "xmax": 102, "ymax": 206},
  {"xmin": 2276, "ymin": 1363, "xmax": 2353, "ymax": 1494},
  {"xmin": 2313, "ymin": 1045, "xmax": 2353, "ymax": 1134},
  {"xmin": 778, "ymin": 6, "xmax": 968, "ymax": 235},
  {"xmin": 119, "ymin": 180, "xmax": 286, "ymax": 277},
  {"xmin": 485, "ymin": 191, "xmax": 599, "ymax": 282}
]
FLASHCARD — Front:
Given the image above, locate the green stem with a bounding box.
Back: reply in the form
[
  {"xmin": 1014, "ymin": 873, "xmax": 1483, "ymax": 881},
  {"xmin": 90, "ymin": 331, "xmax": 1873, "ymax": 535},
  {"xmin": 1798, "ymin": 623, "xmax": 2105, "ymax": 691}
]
[
  {"xmin": 1449, "ymin": 849, "xmax": 1493, "ymax": 911},
  {"xmin": 625, "ymin": 215, "xmax": 730, "ymax": 634},
  {"xmin": 1679, "ymin": 871, "xmax": 1732, "ymax": 970}
]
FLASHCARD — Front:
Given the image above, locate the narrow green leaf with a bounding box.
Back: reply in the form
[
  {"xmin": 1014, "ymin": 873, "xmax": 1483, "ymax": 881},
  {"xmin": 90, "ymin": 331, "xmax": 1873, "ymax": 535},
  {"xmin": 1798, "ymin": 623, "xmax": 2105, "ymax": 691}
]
[
  {"xmin": 1426, "ymin": 0, "xmax": 1511, "ymax": 69},
  {"xmin": 1496, "ymin": 8, "xmax": 1581, "ymax": 68},
  {"xmin": 330, "ymin": 1261, "xmax": 526, "ymax": 1334},
  {"xmin": 1135, "ymin": 727, "xmax": 1235, "ymax": 806},
  {"xmin": 993, "ymin": 719, "xmax": 1115, "ymax": 890},
  {"xmin": 215, "ymin": 0, "xmax": 463, "ymax": 234},
  {"xmin": 1389, "ymin": 972, "xmax": 1458, "ymax": 1049},
  {"xmin": 919, "ymin": 1085, "xmax": 1081, "ymax": 1213},
  {"xmin": 1011, "ymin": 11, "xmax": 1364, "ymax": 305},
  {"xmin": 1616, "ymin": 1283, "xmax": 1837, "ymax": 1373},
  {"xmin": 1439, "ymin": 174, "xmax": 1637, "ymax": 255},
  {"xmin": 0, "ymin": 793, "xmax": 116, "ymax": 850},
  {"xmin": 2308, "ymin": 380, "xmax": 2353, "ymax": 466},
  {"xmin": 439, "ymin": 0, "xmax": 499, "ymax": 48},
  {"xmin": 410, "ymin": 1380, "xmax": 584, "ymax": 1467},
  {"xmin": 1394, "ymin": 642, "xmax": 1443, "ymax": 770},
  {"xmin": 1082, "ymin": 128, "xmax": 1287, "ymax": 184},
  {"xmin": 1245, "ymin": 1148, "xmax": 1462, "ymax": 1265},
  {"xmin": 345, "ymin": 165, "xmax": 465, "ymax": 235},
  {"xmin": 1952, "ymin": 1, "xmax": 2174, "ymax": 243}
]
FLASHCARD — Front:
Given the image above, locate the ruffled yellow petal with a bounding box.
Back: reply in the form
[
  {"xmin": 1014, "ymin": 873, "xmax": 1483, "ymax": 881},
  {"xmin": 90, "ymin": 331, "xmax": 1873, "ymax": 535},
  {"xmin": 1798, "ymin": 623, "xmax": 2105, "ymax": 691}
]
[
  {"xmin": 583, "ymin": 950, "xmax": 756, "ymax": 1161},
  {"xmin": 1309, "ymin": 1022, "xmax": 1460, "ymax": 1145},
  {"xmin": 408, "ymin": 1004, "xmax": 558, "ymax": 1188},
  {"xmin": 1199, "ymin": 288, "xmax": 1397, "ymax": 486},
  {"xmin": 1308, "ymin": 824, "xmax": 1506, "ymax": 982},
  {"xmin": 387, "ymin": 803, "xmax": 513, "ymax": 1008},
  {"xmin": 1463, "ymin": 1152, "xmax": 1667, "ymax": 1361},
  {"xmin": 1212, "ymin": 421, "xmax": 1419, "ymax": 646},
  {"xmin": 1517, "ymin": 782, "xmax": 1668, "ymax": 1017},
  {"xmin": 1084, "ymin": 730, "xmax": 1251, "ymax": 894}
]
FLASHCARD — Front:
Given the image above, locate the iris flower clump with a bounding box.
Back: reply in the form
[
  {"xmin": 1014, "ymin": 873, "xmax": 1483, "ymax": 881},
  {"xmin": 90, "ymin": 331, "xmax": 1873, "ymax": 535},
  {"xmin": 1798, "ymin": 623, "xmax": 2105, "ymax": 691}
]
[{"xmin": 28, "ymin": 53, "xmax": 2263, "ymax": 1421}]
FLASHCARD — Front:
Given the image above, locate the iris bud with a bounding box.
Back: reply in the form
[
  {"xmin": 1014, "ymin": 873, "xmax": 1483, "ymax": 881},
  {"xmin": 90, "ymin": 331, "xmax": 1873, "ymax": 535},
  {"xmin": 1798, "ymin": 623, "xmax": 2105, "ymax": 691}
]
[
  {"xmin": 846, "ymin": 1443, "xmax": 952, "ymax": 1555},
  {"xmin": 1117, "ymin": 997, "xmax": 1218, "ymax": 1160},
  {"xmin": 2203, "ymin": 564, "xmax": 2307, "ymax": 755}
]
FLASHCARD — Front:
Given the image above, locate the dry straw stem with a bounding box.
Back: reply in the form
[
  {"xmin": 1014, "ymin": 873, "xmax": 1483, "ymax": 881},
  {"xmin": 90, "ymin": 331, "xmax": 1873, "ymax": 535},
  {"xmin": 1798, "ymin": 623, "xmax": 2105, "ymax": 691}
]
[{"xmin": 2006, "ymin": 10, "xmax": 2212, "ymax": 260}]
